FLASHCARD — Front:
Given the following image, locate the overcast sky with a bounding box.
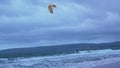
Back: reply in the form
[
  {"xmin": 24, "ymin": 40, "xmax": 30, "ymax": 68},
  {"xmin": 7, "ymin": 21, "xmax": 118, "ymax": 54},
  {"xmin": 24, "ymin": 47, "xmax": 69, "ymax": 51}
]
[{"xmin": 0, "ymin": 0, "xmax": 120, "ymax": 50}]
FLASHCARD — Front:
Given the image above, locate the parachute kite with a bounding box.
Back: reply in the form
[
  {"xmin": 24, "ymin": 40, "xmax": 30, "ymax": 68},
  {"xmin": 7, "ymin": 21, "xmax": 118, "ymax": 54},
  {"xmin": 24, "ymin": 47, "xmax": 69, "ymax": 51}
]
[{"xmin": 48, "ymin": 4, "xmax": 56, "ymax": 14}]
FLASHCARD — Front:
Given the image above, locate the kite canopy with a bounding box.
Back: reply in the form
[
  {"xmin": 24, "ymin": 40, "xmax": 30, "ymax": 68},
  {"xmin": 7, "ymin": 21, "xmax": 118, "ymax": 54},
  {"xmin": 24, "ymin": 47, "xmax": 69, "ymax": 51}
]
[{"xmin": 48, "ymin": 4, "xmax": 56, "ymax": 14}]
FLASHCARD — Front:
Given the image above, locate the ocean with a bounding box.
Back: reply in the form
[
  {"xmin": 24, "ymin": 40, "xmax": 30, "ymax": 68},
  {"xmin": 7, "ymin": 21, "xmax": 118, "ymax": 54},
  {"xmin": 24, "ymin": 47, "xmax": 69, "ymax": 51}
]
[{"xmin": 0, "ymin": 49, "xmax": 120, "ymax": 68}]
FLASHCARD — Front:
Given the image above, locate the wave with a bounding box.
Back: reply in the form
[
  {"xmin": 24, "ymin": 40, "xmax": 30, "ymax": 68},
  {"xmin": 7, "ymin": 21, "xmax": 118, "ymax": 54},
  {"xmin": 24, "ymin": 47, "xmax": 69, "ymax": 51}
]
[{"xmin": 0, "ymin": 49, "xmax": 120, "ymax": 68}]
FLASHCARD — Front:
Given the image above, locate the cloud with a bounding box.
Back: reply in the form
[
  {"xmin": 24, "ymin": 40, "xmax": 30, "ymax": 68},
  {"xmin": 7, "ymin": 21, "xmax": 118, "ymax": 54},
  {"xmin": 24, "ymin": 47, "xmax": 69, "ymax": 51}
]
[{"xmin": 0, "ymin": 0, "xmax": 120, "ymax": 49}]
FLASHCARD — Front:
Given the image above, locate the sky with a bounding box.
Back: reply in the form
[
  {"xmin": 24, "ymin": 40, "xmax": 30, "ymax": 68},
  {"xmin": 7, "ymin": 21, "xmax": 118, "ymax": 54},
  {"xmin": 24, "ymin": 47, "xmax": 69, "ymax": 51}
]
[{"xmin": 0, "ymin": 0, "xmax": 120, "ymax": 50}]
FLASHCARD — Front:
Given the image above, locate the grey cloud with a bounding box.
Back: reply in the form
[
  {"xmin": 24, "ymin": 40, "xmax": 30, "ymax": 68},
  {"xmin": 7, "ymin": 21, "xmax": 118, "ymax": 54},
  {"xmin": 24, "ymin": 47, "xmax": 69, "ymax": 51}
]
[{"xmin": 0, "ymin": 0, "xmax": 120, "ymax": 49}]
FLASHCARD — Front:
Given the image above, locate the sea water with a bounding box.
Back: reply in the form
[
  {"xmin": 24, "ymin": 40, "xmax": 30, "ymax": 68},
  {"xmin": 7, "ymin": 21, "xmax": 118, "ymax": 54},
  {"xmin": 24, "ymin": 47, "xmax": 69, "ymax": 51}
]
[{"xmin": 0, "ymin": 49, "xmax": 120, "ymax": 68}]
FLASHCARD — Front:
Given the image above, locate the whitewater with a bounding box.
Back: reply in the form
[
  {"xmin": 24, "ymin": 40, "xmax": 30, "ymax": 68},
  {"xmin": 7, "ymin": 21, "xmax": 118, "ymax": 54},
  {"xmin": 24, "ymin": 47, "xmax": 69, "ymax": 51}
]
[{"xmin": 0, "ymin": 49, "xmax": 120, "ymax": 68}]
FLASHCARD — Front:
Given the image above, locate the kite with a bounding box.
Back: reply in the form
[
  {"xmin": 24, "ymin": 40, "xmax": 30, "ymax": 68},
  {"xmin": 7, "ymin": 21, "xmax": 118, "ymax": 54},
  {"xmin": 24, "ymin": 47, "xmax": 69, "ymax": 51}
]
[{"xmin": 48, "ymin": 4, "xmax": 56, "ymax": 14}]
